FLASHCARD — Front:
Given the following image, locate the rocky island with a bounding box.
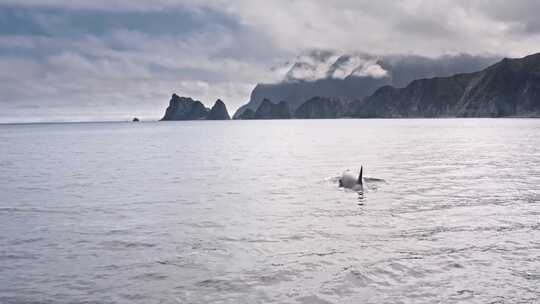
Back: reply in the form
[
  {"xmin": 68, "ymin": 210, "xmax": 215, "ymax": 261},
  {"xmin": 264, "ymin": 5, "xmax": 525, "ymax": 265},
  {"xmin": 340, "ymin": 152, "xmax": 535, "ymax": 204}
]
[
  {"xmin": 160, "ymin": 94, "xmax": 230, "ymax": 121},
  {"xmin": 206, "ymin": 99, "xmax": 231, "ymax": 120}
]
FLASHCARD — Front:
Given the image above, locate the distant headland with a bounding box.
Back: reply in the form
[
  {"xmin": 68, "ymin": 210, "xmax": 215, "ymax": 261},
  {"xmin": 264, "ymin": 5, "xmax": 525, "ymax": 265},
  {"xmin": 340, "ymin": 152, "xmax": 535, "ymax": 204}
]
[
  {"xmin": 160, "ymin": 52, "xmax": 540, "ymax": 121},
  {"xmin": 161, "ymin": 94, "xmax": 230, "ymax": 121}
]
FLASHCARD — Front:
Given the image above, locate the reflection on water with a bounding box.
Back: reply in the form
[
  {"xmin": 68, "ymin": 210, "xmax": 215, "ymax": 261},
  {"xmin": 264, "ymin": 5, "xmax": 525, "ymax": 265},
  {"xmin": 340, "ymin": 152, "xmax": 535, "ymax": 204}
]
[{"xmin": 1, "ymin": 119, "xmax": 540, "ymax": 304}]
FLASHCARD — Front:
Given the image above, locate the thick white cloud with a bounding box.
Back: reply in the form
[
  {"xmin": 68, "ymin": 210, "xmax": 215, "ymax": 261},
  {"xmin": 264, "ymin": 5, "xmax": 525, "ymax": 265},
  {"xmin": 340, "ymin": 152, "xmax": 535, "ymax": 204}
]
[{"xmin": 278, "ymin": 51, "xmax": 389, "ymax": 81}]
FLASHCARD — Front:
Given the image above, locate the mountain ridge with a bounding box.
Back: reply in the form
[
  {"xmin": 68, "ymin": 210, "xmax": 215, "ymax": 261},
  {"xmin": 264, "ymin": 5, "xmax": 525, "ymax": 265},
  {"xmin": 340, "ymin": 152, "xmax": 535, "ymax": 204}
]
[
  {"xmin": 349, "ymin": 52, "xmax": 540, "ymax": 118},
  {"xmin": 160, "ymin": 52, "xmax": 540, "ymax": 120},
  {"xmin": 233, "ymin": 52, "xmax": 498, "ymax": 118}
]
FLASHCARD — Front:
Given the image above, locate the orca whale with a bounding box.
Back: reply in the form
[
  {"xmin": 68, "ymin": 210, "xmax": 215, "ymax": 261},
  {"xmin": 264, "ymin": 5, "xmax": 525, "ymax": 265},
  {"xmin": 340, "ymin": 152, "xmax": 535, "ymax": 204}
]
[{"xmin": 338, "ymin": 166, "xmax": 363, "ymax": 192}]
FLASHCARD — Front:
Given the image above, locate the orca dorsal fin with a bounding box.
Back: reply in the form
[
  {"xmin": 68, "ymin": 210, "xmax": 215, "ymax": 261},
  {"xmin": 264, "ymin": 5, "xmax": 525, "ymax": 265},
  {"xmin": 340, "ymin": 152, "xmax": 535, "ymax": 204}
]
[{"xmin": 358, "ymin": 166, "xmax": 363, "ymax": 184}]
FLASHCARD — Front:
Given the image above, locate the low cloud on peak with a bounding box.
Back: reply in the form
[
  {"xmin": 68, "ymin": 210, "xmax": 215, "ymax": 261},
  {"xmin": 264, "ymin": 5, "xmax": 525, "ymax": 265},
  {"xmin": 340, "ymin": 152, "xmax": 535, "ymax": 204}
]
[
  {"xmin": 272, "ymin": 49, "xmax": 497, "ymax": 84},
  {"xmin": 276, "ymin": 50, "xmax": 389, "ymax": 82}
]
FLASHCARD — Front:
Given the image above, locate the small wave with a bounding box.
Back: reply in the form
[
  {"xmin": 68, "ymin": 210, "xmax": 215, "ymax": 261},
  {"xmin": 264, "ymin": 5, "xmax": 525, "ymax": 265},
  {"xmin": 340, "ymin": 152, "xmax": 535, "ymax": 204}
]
[
  {"xmin": 196, "ymin": 279, "xmax": 249, "ymax": 292},
  {"xmin": 296, "ymin": 295, "xmax": 334, "ymax": 304},
  {"xmin": 0, "ymin": 207, "xmax": 76, "ymax": 215},
  {"xmin": 513, "ymin": 270, "xmax": 540, "ymax": 281},
  {"xmin": 218, "ymin": 236, "xmax": 280, "ymax": 243},
  {"xmin": 16, "ymin": 186, "xmax": 49, "ymax": 192},
  {"xmin": 364, "ymin": 177, "xmax": 386, "ymax": 183},
  {"xmin": 99, "ymin": 240, "xmax": 156, "ymax": 251},
  {"xmin": 7, "ymin": 237, "xmax": 44, "ymax": 246},
  {"xmin": 299, "ymin": 249, "xmax": 344, "ymax": 257},
  {"xmin": 181, "ymin": 221, "xmax": 225, "ymax": 229},
  {"xmin": 104, "ymin": 229, "xmax": 132, "ymax": 236},
  {"xmin": 131, "ymin": 272, "xmax": 168, "ymax": 281},
  {"xmin": 0, "ymin": 252, "xmax": 39, "ymax": 261}
]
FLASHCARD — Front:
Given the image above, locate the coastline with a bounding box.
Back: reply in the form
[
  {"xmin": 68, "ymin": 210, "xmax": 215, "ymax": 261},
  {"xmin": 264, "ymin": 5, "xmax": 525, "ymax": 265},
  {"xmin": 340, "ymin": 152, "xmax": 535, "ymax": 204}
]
[{"xmin": 2, "ymin": 116, "xmax": 539, "ymax": 126}]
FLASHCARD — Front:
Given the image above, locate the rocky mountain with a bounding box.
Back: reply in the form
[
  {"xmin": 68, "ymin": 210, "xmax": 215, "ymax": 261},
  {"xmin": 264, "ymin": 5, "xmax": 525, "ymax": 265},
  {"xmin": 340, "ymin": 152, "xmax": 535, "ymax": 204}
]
[
  {"xmin": 163, "ymin": 52, "xmax": 539, "ymax": 121},
  {"xmin": 206, "ymin": 99, "xmax": 231, "ymax": 120},
  {"xmin": 294, "ymin": 97, "xmax": 347, "ymax": 119},
  {"xmin": 350, "ymin": 53, "xmax": 540, "ymax": 118},
  {"xmin": 160, "ymin": 94, "xmax": 230, "ymax": 121},
  {"xmin": 161, "ymin": 94, "xmax": 209, "ymax": 120},
  {"xmin": 253, "ymin": 99, "xmax": 292, "ymax": 119},
  {"xmin": 233, "ymin": 51, "xmax": 497, "ymax": 118},
  {"xmin": 235, "ymin": 76, "xmax": 387, "ymax": 118},
  {"xmin": 237, "ymin": 108, "xmax": 255, "ymax": 120}
]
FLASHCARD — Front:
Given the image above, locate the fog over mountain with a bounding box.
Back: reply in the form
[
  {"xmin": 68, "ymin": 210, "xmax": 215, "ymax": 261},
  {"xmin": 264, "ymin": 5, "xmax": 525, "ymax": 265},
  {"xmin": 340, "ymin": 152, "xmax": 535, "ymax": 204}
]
[
  {"xmin": 1, "ymin": 0, "xmax": 540, "ymax": 122},
  {"xmin": 234, "ymin": 50, "xmax": 499, "ymax": 117},
  {"xmin": 276, "ymin": 50, "xmax": 388, "ymax": 82},
  {"xmin": 232, "ymin": 52, "xmax": 540, "ymax": 119}
]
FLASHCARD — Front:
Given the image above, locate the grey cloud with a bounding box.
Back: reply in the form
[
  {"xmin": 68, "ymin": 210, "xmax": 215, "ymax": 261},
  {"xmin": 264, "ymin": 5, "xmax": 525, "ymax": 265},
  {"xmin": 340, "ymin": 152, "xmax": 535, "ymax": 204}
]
[
  {"xmin": 0, "ymin": 4, "xmax": 239, "ymax": 37},
  {"xmin": 474, "ymin": 0, "xmax": 540, "ymax": 35},
  {"xmin": 1, "ymin": 0, "xmax": 539, "ymax": 122},
  {"xmin": 0, "ymin": 2, "xmax": 286, "ymax": 122},
  {"xmin": 274, "ymin": 49, "xmax": 498, "ymax": 84},
  {"xmin": 0, "ymin": 0, "xmax": 203, "ymax": 11},
  {"xmin": 392, "ymin": 15, "xmax": 457, "ymax": 39}
]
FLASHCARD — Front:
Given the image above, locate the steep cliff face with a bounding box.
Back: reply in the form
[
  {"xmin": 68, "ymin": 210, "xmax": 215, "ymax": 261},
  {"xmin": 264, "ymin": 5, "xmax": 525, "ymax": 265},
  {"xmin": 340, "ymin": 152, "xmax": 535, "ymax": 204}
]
[
  {"xmin": 294, "ymin": 97, "xmax": 347, "ymax": 118},
  {"xmin": 233, "ymin": 52, "xmax": 497, "ymax": 118},
  {"xmin": 237, "ymin": 108, "xmax": 255, "ymax": 119},
  {"xmin": 457, "ymin": 55, "xmax": 540, "ymax": 117},
  {"xmin": 253, "ymin": 99, "xmax": 292, "ymax": 119},
  {"xmin": 351, "ymin": 53, "xmax": 540, "ymax": 118},
  {"xmin": 206, "ymin": 99, "xmax": 231, "ymax": 120},
  {"xmin": 234, "ymin": 76, "xmax": 388, "ymax": 118},
  {"xmin": 350, "ymin": 74, "xmax": 475, "ymax": 117},
  {"xmin": 161, "ymin": 94, "xmax": 210, "ymax": 120}
]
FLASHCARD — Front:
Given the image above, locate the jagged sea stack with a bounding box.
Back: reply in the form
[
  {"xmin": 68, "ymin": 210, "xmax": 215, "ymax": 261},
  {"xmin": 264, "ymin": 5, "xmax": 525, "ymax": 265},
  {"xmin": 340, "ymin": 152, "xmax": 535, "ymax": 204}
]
[
  {"xmin": 206, "ymin": 99, "xmax": 231, "ymax": 120},
  {"xmin": 160, "ymin": 94, "xmax": 210, "ymax": 121}
]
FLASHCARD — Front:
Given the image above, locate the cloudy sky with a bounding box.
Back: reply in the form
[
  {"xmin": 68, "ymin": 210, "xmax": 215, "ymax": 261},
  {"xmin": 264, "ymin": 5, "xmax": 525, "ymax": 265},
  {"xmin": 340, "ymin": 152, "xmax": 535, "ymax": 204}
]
[{"xmin": 1, "ymin": 0, "xmax": 539, "ymax": 122}]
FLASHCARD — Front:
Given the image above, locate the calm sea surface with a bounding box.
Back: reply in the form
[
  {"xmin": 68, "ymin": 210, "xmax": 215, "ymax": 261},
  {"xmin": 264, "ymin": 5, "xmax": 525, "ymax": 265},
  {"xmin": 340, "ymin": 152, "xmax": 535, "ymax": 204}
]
[{"xmin": 1, "ymin": 119, "xmax": 540, "ymax": 304}]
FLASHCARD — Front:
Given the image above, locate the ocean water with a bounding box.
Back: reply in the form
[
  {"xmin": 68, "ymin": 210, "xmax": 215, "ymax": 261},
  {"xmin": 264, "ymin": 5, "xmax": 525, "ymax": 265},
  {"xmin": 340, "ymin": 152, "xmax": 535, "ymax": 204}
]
[{"xmin": 1, "ymin": 119, "xmax": 540, "ymax": 304}]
